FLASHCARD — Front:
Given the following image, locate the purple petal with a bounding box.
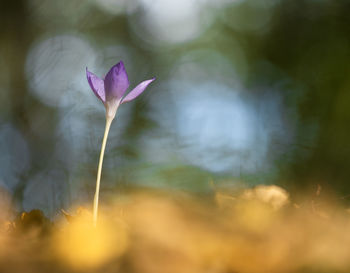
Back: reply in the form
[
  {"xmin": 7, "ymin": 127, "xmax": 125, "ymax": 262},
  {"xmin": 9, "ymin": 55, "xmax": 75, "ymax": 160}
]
[
  {"xmin": 121, "ymin": 78, "xmax": 155, "ymax": 104},
  {"xmin": 104, "ymin": 61, "xmax": 130, "ymax": 101},
  {"xmin": 86, "ymin": 68, "xmax": 106, "ymax": 103}
]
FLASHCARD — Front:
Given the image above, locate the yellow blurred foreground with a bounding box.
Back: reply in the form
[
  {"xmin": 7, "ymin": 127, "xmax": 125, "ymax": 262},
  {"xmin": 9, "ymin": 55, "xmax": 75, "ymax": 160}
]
[{"xmin": 1, "ymin": 185, "xmax": 350, "ymax": 273}]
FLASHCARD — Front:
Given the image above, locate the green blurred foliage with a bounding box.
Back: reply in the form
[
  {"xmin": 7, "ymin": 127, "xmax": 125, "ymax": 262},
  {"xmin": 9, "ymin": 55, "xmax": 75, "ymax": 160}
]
[{"xmin": 1, "ymin": 0, "xmax": 350, "ymax": 214}]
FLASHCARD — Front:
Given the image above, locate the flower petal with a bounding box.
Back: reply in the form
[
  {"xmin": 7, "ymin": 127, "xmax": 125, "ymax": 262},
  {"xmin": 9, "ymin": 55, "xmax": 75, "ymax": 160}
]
[
  {"xmin": 104, "ymin": 61, "xmax": 130, "ymax": 101},
  {"xmin": 121, "ymin": 78, "xmax": 155, "ymax": 104},
  {"xmin": 86, "ymin": 68, "xmax": 106, "ymax": 103}
]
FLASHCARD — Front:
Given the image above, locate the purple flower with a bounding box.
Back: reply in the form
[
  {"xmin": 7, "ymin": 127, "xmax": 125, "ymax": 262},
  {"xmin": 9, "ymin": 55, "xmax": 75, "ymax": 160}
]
[
  {"xmin": 86, "ymin": 61, "xmax": 155, "ymax": 226},
  {"xmin": 86, "ymin": 61, "xmax": 155, "ymax": 119}
]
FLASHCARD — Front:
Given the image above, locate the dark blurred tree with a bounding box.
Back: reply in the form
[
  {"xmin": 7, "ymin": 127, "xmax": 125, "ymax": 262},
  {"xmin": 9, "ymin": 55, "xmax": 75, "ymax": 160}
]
[
  {"xmin": 0, "ymin": 0, "xmax": 57, "ymax": 208},
  {"xmin": 253, "ymin": 0, "xmax": 350, "ymax": 192}
]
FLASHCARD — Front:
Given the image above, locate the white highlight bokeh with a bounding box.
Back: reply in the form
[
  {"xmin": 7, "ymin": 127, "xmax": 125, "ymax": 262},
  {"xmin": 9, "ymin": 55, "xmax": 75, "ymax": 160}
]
[
  {"xmin": 130, "ymin": 0, "xmax": 213, "ymax": 45},
  {"xmin": 143, "ymin": 52, "xmax": 292, "ymax": 176},
  {"xmin": 26, "ymin": 34, "xmax": 97, "ymax": 107}
]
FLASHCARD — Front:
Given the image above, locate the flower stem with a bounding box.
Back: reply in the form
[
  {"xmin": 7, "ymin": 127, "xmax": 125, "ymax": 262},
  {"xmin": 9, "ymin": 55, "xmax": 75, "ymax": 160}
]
[{"xmin": 93, "ymin": 116, "xmax": 113, "ymax": 227}]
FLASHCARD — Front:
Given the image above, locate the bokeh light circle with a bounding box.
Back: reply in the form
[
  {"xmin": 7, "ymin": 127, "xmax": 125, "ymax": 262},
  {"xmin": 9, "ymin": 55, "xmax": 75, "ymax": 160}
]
[{"xmin": 26, "ymin": 34, "xmax": 96, "ymax": 107}]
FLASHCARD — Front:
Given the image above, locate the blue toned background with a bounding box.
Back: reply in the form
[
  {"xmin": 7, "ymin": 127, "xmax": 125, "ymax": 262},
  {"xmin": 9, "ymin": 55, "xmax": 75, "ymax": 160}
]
[{"xmin": 1, "ymin": 0, "xmax": 350, "ymax": 216}]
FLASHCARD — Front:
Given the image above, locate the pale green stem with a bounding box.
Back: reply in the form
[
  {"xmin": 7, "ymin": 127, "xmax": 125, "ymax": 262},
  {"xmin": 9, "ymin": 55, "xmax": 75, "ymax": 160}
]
[{"xmin": 93, "ymin": 116, "xmax": 113, "ymax": 227}]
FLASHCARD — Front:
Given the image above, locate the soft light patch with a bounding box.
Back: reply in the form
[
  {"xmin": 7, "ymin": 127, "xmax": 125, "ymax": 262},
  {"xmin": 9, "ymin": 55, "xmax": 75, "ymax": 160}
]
[{"xmin": 53, "ymin": 213, "xmax": 128, "ymax": 269}]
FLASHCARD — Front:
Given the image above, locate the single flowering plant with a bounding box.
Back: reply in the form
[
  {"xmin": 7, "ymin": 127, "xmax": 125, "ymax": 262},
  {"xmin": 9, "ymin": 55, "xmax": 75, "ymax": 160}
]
[{"xmin": 86, "ymin": 61, "xmax": 155, "ymax": 226}]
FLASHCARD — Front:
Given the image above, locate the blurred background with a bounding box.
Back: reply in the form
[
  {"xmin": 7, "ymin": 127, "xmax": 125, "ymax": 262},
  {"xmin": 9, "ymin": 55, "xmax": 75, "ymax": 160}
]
[{"xmin": 1, "ymin": 0, "xmax": 350, "ymax": 216}]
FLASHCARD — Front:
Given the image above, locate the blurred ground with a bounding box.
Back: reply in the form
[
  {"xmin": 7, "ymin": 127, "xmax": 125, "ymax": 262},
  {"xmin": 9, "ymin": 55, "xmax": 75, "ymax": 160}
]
[{"xmin": 1, "ymin": 185, "xmax": 350, "ymax": 273}]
